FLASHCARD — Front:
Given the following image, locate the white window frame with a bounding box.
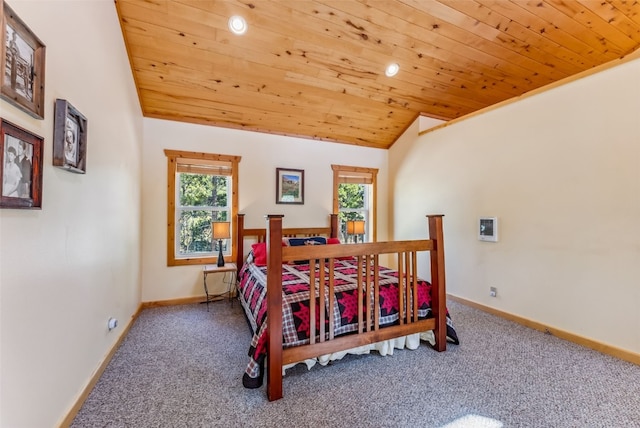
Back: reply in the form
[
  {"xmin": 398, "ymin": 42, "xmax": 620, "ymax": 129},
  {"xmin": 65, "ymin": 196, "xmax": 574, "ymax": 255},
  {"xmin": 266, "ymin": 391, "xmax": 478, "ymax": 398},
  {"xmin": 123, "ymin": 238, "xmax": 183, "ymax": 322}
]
[
  {"xmin": 174, "ymin": 174, "xmax": 231, "ymax": 258},
  {"xmin": 332, "ymin": 164, "xmax": 378, "ymax": 243},
  {"xmin": 164, "ymin": 150, "xmax": 240, "ymax": 267}
]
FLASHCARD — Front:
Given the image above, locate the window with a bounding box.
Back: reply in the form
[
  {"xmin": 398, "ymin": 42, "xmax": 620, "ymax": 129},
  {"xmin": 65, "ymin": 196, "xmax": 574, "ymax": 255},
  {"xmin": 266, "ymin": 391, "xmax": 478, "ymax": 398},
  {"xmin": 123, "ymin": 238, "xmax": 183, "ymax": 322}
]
[
  {"xmin": 331, "ymin": 165, "xmax": 378, "ymax": 243},
  {"xmin": 165, "ymin": 150, "xmax": 240, "ymax": 266}
]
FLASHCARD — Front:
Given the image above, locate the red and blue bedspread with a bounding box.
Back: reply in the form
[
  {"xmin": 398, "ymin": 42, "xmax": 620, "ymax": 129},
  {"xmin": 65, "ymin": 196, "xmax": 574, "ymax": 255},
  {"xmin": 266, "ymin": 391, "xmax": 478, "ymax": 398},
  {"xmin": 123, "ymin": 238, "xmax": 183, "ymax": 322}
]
[{"xmin": 237, "ymin": 258, "xmax": 459, "ymax": 388}]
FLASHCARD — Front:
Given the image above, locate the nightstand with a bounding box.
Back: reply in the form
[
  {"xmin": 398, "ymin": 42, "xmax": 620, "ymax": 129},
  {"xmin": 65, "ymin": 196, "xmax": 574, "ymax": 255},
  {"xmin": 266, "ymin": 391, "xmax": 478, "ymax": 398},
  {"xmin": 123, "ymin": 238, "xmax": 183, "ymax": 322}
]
[{"xmin": 202, "ymin": 263, "xmax": 237, "ymax": 311}]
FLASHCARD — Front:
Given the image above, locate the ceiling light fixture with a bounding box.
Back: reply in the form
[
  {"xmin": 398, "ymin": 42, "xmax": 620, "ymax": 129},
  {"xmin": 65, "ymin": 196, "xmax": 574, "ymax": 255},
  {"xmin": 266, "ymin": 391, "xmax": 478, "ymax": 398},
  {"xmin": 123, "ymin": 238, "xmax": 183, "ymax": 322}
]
[
  {"xmin": 385, "ymin": 63, "xmax": 399, "ymax": 77},
  {"xmin": 228, "ymin": 15, "xmax": 247, "ymax": 35}
]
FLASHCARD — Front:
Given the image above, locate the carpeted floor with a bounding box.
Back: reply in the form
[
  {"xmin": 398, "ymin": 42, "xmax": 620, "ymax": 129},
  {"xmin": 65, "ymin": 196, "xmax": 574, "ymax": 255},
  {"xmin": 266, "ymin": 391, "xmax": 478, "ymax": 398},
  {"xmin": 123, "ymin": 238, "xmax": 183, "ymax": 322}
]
[{"xmin": 71, "ymin": 299, "xmax": 640, "ymax": 428}]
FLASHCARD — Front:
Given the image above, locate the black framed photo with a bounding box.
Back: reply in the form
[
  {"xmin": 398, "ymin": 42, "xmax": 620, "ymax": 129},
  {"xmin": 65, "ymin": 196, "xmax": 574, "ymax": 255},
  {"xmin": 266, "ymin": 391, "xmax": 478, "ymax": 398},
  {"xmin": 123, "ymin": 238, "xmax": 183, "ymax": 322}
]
[
  {"xmin": 276, "ymin": 167, "xmax": 304, "ymax": 204},
  {"xmin": 0, "ymin": 118, "xmax": 43, "ymax": 209},
  {"xmin": 53, "ymin": 99, "xmax": 87, "ymax": 173},
  {"xmin": 1, "ymin": 1, "xmax": 46, "ymax": 119}
]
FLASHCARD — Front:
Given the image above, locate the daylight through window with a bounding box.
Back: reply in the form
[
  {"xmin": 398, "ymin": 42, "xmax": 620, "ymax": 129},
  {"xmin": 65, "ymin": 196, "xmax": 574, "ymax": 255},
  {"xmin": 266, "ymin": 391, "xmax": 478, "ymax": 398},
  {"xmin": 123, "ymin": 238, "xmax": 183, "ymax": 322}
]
[
  {"xmin": 165, "ymin": 150, "xmax": 240, "ymax": 266},
  {"xmin": 332, "ymin": 165, "xmax": 378, "ymax": 243}
]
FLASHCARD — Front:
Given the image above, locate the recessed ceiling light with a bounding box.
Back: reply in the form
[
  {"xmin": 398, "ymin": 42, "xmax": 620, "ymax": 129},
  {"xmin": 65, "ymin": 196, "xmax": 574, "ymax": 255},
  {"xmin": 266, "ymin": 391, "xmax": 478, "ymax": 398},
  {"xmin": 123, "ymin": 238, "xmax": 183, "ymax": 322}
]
[
  {"xmin": 385, "ymin": 63, "xmax": 399, "ymax": 77},
  {"xmin": 228, "ymin": 15, "xmax": 247, "ymax": 35}
]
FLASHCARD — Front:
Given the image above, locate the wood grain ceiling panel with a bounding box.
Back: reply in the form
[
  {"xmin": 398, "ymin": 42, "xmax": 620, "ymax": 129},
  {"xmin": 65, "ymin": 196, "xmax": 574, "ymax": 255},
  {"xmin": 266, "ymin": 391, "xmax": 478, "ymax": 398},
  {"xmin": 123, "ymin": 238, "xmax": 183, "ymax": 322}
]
[{"xmin": 115, "ymin": 0, "xmax": 640, "ymax": 149}]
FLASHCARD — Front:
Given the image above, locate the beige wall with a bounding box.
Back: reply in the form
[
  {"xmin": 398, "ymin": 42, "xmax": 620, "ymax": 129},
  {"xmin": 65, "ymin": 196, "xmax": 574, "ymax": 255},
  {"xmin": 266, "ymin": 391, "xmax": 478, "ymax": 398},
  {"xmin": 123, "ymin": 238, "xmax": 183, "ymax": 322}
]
[
  {"xmin": 0, "ymin": 2, "xmax": 143, "ymax": 427},
  {"xmin": 2, "ymin": 3, "xmax": 638, "ymax": 426},
  {"xmin": 390, "ymin": 57, "xmax": 640, "ymax": 355},
  {"xmin": 141, "ymin": 118, "xmax": 389, "ymax": 302}
]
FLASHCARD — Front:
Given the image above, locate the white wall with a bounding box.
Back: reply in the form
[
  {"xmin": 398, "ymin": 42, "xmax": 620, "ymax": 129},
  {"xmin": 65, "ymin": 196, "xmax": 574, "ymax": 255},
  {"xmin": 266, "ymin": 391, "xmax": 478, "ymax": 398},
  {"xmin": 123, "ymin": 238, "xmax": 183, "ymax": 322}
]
[
  {"xmin": 418, "ymin": 115, "xmax": 444, "ymax": 133},
  {"xmin": 0, "ymin": 2, "xmax": 143, "ymax": 427},
  {"xmin": 390, "ymin": 57, "xmax": 640, "ymax": 355},
  {"xmin": 141, "ymin": 119, "xmax": 389, "ymax": 302}
]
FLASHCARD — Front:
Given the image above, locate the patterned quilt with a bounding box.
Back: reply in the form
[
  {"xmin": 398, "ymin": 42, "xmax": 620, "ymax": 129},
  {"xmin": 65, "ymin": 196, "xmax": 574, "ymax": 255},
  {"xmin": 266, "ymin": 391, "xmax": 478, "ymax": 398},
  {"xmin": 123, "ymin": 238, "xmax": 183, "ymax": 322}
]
[{"xmin": 237, "ymin": 258, "xmax": 459, "ymax": 388}]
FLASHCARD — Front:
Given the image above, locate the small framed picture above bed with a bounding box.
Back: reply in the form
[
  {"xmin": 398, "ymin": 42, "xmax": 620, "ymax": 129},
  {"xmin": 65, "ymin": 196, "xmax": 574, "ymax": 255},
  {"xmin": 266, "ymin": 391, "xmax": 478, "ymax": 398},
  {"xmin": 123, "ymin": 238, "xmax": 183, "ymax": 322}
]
[
  {"xmin": 276, "ymin": 167, "xmax": 304, "ymax": 204},
  {"xmin": 478, "ymin": 217, "xmax": 498, "ymax": 242}
]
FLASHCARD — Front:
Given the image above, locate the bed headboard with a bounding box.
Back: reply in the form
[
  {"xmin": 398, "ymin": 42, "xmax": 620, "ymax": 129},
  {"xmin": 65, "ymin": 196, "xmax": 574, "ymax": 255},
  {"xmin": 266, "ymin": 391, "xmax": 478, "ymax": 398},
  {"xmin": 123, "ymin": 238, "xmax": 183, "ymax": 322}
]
[{"xmin": 235, "ymin": 213, "xmax": 338, "ymax": 270}]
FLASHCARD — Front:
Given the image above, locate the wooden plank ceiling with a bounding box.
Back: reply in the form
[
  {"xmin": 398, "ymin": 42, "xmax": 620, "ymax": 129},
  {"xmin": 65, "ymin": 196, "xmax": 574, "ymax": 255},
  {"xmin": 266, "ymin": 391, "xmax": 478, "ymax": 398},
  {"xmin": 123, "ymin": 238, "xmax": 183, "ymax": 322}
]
[{"xmin": 115, "ymin": 0, "xmax": 640, "ymax": 149}]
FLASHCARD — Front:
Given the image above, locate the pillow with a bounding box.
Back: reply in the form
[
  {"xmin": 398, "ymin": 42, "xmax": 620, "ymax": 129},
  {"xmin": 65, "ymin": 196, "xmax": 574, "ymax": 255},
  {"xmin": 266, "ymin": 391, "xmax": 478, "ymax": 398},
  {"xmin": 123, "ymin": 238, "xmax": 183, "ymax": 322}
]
[
  {"xmin": 250, "ymin": 242, "xmax": 267, "ymax": 266},
  {"xmin": 249, "ymin": 241, "xmax": 288, "ymax": 266},
  {"xmin": 287, "ymin": 236, "xmax": 326, "ymax": 264},
  {"xmin": 326, "ymin": 237, "xmax": 353, "ymax": 261},
  {"xmin": 287, "ymin": 236, "xmax": 327, "ymax": 246}
]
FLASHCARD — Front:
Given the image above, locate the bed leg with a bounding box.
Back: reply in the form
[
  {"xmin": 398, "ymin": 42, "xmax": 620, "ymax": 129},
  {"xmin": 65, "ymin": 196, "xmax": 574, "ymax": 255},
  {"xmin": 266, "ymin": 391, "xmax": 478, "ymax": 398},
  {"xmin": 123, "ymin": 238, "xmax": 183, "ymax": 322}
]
[
  {"xmin": 236, "ymin": 213, "xmax": 245, "ymax": 270},
  {"xmin": 428, "ymin": 214, "xmax": 447, "ymax": 352},
  {"xmin": 266, "ymin": 344, "xmax": 283, "ymax": 401},
  {"xmin": 266, "ymin": 215, "xmax": 284, "ymax": 401}
]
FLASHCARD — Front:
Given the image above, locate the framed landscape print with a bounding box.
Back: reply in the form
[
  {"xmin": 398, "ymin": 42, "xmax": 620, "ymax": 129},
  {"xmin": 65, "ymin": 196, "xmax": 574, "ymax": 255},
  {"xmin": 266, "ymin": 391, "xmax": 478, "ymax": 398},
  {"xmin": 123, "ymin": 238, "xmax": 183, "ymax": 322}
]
[
  {"xmin": 53, "ymin": 99, "xmax": 88, "ymax": 173},
  {"xmin": 1, "ymin": 1, "xmax": 46, "ymax": 119},
  {"xmin": 276, "ymin": 167, "xmax": 304, "ymax": 204},
  {"xmin": 0, "ymin": 118, "xmax": 43, "ymax": 209}
]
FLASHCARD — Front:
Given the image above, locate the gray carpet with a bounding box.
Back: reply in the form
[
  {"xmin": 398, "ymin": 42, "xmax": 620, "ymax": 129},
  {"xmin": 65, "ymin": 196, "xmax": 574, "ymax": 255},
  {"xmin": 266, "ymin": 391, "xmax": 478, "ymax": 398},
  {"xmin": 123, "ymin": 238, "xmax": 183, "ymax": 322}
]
[{"xmin": 71, "ymin": 300, "xmax": 640, "ymax": 428}]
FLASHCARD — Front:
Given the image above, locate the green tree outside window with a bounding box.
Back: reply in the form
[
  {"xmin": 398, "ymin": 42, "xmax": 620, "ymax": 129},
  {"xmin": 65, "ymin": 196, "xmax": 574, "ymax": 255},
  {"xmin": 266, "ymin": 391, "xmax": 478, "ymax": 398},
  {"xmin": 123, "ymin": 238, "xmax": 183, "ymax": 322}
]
[
  {"xmin": 338, "ymin": 183, "xmax": 368, "ymax": 242},
  {"xmin": 178, "ymin": 173, "xmax": 229, "ymax": 255}
]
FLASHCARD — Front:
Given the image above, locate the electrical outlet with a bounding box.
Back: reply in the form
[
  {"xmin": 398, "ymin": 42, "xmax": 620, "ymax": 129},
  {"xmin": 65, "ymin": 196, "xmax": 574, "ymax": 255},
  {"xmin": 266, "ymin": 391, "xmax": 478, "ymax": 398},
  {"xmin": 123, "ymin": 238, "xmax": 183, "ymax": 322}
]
[
  {"xmin": 490, "ymin": 287, "xmax": 497, "ymax": 297},
  {"xmin": 108, "ymin": 318, "xmax": 118, "ymax": 331}
]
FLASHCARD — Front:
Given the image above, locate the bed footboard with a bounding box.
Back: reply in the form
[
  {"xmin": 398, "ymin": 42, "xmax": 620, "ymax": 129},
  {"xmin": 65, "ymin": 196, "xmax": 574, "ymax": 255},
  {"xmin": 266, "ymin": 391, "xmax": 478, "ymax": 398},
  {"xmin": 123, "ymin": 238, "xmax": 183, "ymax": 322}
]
[{"xmin": 264, "ymin": 214, "xmax": 447, "ymax": 401}]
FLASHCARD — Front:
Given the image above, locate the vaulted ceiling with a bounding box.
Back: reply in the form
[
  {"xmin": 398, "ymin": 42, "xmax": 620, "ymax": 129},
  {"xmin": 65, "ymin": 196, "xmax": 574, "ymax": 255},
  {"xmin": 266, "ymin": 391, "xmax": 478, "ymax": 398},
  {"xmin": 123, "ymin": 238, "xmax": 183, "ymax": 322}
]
[{"xmin": 115, "ymin": 0, "xmax": 640, "ymax": 149}]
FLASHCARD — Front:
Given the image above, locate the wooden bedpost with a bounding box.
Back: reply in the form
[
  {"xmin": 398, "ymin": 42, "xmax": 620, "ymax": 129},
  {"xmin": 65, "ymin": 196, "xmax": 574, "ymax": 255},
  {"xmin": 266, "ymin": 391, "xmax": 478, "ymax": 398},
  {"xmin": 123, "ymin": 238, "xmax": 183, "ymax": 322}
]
[
  {"xmin": 427, "ymin": 214, "xmax": 447, "ymax": 352},
  {"xmin": 236, "ymin": 214, "xmax": 245, "ymax": 271},
  {"xmin": 329, "ymin": 213, "xmax": 338, "ymax": 238},
  {"xmin": 266, "ymin": 214, "xmax": 284, "ymax": 401}
]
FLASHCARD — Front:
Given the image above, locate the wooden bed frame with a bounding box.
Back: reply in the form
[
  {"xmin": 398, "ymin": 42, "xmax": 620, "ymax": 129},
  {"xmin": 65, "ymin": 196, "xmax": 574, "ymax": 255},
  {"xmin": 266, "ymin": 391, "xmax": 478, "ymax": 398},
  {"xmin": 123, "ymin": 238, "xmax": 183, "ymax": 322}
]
[{"xmin": 236, "ymin": 213, "xmax": 447, "ymax": 401}]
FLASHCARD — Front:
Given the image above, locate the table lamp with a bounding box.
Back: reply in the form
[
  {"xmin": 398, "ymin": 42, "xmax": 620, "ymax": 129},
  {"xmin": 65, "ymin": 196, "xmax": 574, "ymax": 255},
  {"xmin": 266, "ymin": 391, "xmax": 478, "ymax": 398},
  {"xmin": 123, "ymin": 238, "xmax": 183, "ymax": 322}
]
[
  {"xmin": 346, "ymin": 220, "xmax": 365, "ymax": 243},
  {"xmin": 212, "ymin": 221, "xmax": 231, "ymax": 267}
]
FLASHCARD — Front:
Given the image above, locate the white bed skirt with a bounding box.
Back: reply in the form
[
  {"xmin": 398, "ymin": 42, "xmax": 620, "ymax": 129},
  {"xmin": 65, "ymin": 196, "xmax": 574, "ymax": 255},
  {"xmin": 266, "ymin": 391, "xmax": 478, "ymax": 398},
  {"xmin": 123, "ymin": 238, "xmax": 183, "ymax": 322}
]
[{"xmin": 283, "ymin": 330, "xmax": 436, "ymax": 375}]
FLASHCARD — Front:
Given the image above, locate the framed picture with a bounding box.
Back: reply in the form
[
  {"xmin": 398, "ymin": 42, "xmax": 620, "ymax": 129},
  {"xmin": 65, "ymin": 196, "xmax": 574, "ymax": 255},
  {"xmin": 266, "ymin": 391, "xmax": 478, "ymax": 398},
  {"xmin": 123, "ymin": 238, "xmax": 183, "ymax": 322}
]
[
  {"xmin": 1, "ymin": 2, "xmax": 46, "ymax": 119},
  {"xmin": 53, "ymin": 99, "xmax": 88, "ymax": 173},
  {"xmin": 478, "ymin": 217, "xmax": 498, "ymax": 242},
  {"xmin": 276, "ymin": 167, "xmax": 304, "ymax": 204},
  {"xmin": 1, "ymin": 118, "xmax": 43, "ymax": 209}
]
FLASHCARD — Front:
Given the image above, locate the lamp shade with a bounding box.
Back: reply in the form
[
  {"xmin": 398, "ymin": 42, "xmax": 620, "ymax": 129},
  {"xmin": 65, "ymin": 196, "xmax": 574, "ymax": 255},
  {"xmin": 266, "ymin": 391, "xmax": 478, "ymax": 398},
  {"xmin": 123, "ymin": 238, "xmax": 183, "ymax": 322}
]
[
  {"xmin": 346, "ymin": 220, "xmax": 365, "ymax": 235},
  {"xmin": 212, "ymin": 221, "xmax": 231, "ymax": 240}
]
